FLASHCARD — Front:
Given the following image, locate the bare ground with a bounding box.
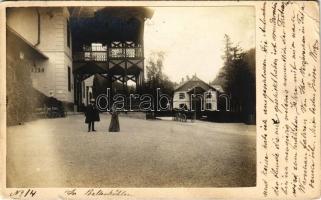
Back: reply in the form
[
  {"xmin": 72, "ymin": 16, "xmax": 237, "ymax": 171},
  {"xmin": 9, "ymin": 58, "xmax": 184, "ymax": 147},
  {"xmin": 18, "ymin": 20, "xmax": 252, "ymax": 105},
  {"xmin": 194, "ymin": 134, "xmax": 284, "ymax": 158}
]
[{"xmin": 7, "ymin": 114, "xmax": 256, "ymax": 188}]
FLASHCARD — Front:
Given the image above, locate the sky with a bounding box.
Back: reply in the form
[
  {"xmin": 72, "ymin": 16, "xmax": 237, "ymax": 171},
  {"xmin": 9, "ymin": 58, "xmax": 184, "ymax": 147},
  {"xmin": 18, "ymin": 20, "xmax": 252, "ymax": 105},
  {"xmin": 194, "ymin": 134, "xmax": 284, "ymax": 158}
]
[{"xmin": 144, "ymin": 6, "xmax": 255, "ymax": 83}]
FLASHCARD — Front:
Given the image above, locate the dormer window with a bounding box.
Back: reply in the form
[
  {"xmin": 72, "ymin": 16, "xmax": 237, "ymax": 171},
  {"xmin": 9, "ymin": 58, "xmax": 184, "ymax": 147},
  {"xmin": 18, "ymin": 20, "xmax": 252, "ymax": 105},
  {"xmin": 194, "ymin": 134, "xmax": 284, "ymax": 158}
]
[{"xmin": 206, "ymin": 92, "xmax": 212, "ymax": 99}]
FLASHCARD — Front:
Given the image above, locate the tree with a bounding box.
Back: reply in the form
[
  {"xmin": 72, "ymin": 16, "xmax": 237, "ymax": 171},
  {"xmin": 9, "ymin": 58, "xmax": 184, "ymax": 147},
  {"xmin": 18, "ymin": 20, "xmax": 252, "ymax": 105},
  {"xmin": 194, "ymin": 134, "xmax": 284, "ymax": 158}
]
[
  {"xmin": 145, "ymin": 51, "xmax": 174, "ymax": 94},
  {"xmin": 212, "ymin": 35, "xmax": 256, "ymax": 124},
  {"xmin": 146, "ymin": 51, "xmax": 165, "ymax": 82},
  {"xmin": 144, "ymin": 51, "xmax": 175, "ymax": 107}
]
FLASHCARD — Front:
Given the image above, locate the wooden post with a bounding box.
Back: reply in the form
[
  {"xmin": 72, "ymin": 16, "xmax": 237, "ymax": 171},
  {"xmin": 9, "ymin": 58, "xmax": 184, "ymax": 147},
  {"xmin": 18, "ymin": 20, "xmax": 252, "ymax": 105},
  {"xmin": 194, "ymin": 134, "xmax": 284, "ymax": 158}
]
[
  {"xmin": 124, "ymin": 42, "xmax": 128, "ymax": 95},
  {"xmin": 193, "ymin": 87, "xmax": 196, "ymax": 121}
]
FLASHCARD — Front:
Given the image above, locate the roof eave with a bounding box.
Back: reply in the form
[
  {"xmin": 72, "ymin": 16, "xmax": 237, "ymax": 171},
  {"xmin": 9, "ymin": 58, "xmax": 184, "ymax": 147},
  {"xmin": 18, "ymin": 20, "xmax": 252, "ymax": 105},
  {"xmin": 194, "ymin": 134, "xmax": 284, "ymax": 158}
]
[{"xmin": 7, "ymin": 26, "xmax": 48, "ymax": 60}]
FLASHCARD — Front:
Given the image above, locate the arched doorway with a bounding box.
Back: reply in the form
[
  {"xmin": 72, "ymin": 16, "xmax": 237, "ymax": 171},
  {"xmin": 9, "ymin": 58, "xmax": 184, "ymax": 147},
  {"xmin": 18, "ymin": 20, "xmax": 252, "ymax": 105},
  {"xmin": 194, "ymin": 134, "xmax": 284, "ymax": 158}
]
[{"xmin": 218, "ymin": 94, "xmax": 230, "ymax": 111}]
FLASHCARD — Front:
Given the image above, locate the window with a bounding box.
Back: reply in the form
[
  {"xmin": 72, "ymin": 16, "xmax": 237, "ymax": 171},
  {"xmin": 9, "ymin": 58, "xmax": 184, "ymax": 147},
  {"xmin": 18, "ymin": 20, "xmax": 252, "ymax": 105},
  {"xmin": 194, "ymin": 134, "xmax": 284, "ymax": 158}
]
[
  {"xmin": 68, "ymin": 66, "xmax": 71, "ymax": 92},
  {"xmin": 206, "ymin": 103, "xmax": 212, "ymax": 110},
  {"xmin": 91, "ymin": 43, "xmax": 107, "ymax": 51},
  {"xmin": 31, "ymin": 67, "xmax": 44, "ymax": 73},
  {"xmin": 67, "ymin": 19, "xmax": 71, "ymax": 48},
  {"xmin": 179, "ymin": 93, "xmax": 185, "ymax": 99},
  {"xmin": 206, "ymin": 92, "xmax": 212, "ymax": 99}
]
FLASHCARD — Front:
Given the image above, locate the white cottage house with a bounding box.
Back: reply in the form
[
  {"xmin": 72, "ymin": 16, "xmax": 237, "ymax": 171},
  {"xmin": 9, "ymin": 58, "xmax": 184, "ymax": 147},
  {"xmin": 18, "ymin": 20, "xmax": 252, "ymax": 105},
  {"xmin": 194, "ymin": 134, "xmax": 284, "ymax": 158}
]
[{"xmin": 173, "ymin": 76, "xmax": 219, "ymax": 111}]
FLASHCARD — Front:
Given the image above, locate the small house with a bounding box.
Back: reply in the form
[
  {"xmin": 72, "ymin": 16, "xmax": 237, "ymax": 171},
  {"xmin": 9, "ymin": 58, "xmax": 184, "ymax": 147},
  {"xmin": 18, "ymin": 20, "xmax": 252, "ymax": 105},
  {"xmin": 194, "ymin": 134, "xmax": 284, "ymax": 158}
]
[{"xmin": 173, "ymin": 76, "xmax": 220, "ymax": 111}]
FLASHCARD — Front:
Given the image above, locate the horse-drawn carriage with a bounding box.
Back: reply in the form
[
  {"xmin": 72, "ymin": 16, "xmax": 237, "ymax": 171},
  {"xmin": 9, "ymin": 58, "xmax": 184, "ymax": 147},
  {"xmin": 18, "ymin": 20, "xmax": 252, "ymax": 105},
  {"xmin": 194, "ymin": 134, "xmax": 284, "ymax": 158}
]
[{"xmin": 172, "ymin": 109, "xmax": 193, "ymax": 122}]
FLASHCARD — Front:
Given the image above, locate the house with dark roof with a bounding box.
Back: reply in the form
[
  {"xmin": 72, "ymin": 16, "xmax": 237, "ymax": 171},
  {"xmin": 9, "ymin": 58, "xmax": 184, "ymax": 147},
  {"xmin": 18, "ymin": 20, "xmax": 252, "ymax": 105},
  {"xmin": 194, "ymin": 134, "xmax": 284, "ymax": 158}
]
[{"xmin": 173, "ymin": 76, "xmax": 222, "ymax": 111}]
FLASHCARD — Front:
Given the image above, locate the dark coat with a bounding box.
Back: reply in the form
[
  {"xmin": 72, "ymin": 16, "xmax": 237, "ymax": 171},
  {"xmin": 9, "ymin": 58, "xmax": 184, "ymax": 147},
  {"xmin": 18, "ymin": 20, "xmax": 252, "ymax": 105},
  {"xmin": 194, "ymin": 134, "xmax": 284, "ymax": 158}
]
[{"xmin": 85, "ymin": 104, "xmax": 100, "ymax": 123}]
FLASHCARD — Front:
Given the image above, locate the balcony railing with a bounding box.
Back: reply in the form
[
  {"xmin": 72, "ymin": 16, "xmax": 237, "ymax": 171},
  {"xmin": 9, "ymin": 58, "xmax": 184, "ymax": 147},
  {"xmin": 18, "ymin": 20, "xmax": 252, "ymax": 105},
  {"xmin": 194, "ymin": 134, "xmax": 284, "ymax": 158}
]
[{"xmin": 73, "ymin": 46, "xmax": 143, "ymax": 62}]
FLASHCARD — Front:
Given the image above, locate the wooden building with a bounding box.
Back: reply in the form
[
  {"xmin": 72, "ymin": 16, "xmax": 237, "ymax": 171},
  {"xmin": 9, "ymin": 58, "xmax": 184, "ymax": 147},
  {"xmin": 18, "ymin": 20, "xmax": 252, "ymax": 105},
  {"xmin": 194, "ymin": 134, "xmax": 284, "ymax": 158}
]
[
  {"xmin": 6, "ymin": 7, "xmax": 153, "ymax": 112},
  {"xmin": 70, "ymin": 7, "xmax": 153, "ymax": 110}
]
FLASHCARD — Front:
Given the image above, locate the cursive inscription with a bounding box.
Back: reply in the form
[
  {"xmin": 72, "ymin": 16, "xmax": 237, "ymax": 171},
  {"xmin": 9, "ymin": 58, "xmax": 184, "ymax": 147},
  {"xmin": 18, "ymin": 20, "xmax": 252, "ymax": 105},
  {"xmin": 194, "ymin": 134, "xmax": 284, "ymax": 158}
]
[{"xmin": 258, "ymin": 1, "xmax": 319, "ymax": 198}]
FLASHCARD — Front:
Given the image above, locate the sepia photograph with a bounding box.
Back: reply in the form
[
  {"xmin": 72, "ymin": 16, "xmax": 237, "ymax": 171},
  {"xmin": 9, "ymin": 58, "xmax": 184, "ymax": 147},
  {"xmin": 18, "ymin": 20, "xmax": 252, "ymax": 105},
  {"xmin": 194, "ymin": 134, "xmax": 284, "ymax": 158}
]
[{"xmin": 6, "ymin": 6, "xmax": 256, "ymax": 188}]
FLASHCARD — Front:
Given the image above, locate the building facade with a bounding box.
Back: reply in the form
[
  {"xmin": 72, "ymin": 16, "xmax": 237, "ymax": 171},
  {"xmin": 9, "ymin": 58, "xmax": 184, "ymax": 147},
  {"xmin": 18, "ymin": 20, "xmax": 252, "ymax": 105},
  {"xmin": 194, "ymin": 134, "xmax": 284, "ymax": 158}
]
[
  {"xmin": 7, "ymin": 7, "xmax": 74, "ymax": 106},
  {"xmin": 173, "ymin": 76, "xmax": 219, "ymax": 111},
  {"xmin": 7, "ymin": 7, "xmax": 153, "ymax": 115}
]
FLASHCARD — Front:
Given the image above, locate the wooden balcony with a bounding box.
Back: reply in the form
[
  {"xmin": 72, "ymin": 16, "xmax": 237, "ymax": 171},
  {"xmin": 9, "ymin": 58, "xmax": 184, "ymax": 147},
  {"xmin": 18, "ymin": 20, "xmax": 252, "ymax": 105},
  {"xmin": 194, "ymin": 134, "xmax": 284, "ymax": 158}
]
[{"xmin": 73, "ymin": 46, "xmax": 143, "ymax": 62}]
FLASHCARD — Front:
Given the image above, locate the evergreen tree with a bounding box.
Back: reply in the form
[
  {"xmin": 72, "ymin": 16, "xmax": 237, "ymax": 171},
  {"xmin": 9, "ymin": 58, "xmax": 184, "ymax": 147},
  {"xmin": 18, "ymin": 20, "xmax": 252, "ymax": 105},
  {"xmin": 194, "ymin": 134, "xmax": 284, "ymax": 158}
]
[{"xmin": 212, "ymin": 34, "xmax": 256, "ymax": 124}]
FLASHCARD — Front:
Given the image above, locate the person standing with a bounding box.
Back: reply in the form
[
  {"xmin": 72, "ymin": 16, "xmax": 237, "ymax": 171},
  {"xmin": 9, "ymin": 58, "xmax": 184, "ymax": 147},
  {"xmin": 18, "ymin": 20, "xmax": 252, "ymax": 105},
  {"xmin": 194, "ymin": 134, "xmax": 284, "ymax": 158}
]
[
  {"xmin": 85, "ymin": 99, "xmax": 100, "ymax": 132},
  {"xmin": 109, "ymin": 105, "xmax": 120, "ymax": 132}
]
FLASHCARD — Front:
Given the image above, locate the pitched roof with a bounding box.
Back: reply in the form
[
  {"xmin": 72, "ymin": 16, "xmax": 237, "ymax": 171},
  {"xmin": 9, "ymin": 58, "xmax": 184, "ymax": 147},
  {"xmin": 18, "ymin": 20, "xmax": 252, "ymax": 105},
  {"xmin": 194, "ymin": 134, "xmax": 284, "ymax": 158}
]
[
  {"xmin": 211, "ymin": 85, "xmax": 225, "ymax": 93},
  {"xmin": 174, "ymin": 76, "xmax": 215, "ymax": 92}
]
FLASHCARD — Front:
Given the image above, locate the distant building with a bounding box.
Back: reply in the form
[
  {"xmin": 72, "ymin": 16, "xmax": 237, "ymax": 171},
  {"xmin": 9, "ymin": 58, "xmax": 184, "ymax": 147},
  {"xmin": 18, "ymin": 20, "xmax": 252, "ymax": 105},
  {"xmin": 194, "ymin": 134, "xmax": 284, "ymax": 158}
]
[{"xmin": 173, "ymin": 76, "xmax": 223, "ymax": 111}]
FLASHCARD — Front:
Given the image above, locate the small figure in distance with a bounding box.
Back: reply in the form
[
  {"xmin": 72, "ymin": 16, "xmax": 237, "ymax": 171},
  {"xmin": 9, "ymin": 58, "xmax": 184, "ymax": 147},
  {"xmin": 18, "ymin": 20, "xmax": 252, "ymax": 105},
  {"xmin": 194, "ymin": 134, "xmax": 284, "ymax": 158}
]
[
  {"xmin": 109, "ymin": 104, "xmax": 120, "ymax": 132},
  {"xmin": 85, "ymin": 98, "xmax": 100, "ymax": 132}
]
